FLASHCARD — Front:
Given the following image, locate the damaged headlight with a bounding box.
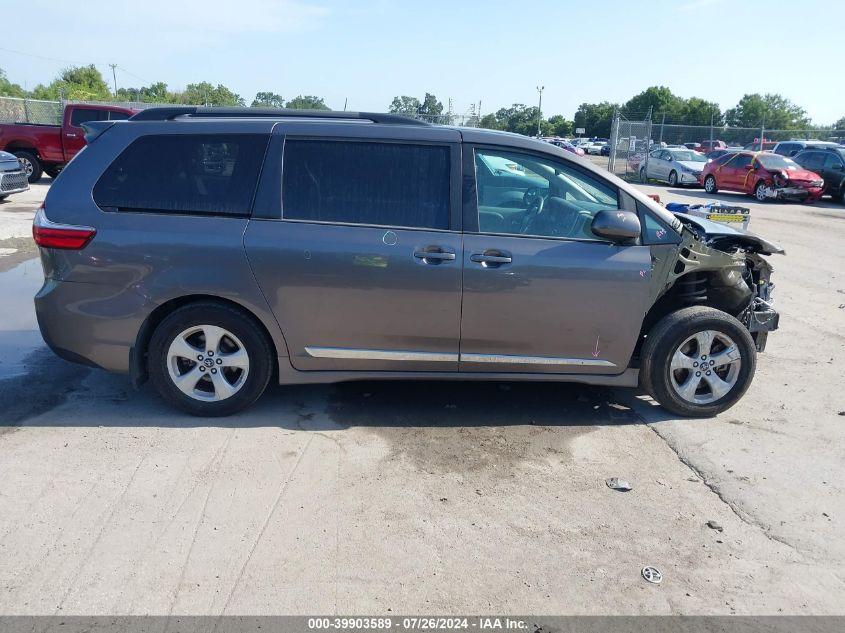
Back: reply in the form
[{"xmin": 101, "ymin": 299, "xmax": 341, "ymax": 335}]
[
  {"xmin": 811, "ymin": 179, "xmax": 824, "ymax": 187},
  {"xmin": 773, "ymin": 170, "xmax": 789, "ymax": 187}
]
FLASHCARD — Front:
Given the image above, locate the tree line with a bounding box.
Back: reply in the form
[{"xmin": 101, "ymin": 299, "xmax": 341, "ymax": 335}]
[
  {"xmin": 0, "ymin": 65, "xmax": 329, "ymax": 111},
  {"xmin": 2, "ymin": 66, "xmax": 843, "ymax": 135}
]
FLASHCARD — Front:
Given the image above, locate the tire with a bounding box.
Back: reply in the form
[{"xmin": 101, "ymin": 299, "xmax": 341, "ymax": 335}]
[
  {"xmin": 839, "ymin": 185, "xmax": 845, "ymax": 206},
  {"xmin": 12, "ymin": 150, "xmax": 42, "ymax": 183},
  {"xmin": 668, "ymin": 170, "xmax": 678, "ymax": 187},
  {"xmin": 703, "ymin": 175, "xmax": 718, "ymax": 194},
  {"xmin": 148, "ymin": 302, "xmax": 273, "ymax": 416},
  {"xmin": 44, "ymin": 165, "xmax": 62, "ymax": 179},
  {"xmin": 754, "ymin": 180, "xmax": 768, "ymax": 202},
  {"xmin": 641, "ymin": 306, "xmax": 757, "ymax": 418}
]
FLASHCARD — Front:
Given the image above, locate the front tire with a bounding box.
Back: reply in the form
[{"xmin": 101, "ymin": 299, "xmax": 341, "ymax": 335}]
[
  {"xmin": 668, "ymin": 170, "xmax": 678, "ymax": 186},
  {"xmin": 148, "ymin": 302, "xmax": 273, "ymax": 416},
  {"xmin": 13, "ymin": 150, "xmax": 42, "ymax": 183},
  {"xmin": 641, "ymin": 307, "xmax": 757, "ymax": 418},
  {"xmin": 754, "ymin": 181, "xmax": 768, "ymax": 202},
  {"xmin": 703, "ymin": 175, "xmax": 718, "ymax": 193}
]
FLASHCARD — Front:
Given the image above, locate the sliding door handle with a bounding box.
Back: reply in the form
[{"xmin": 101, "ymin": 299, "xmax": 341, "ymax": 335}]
[
  {"xmin": 414, "ymin": 246, "xmax": 456, "ymax": 264},
  {"xmin": 470, "ymin": 250, "xmax": 512, "ymax": 266}
]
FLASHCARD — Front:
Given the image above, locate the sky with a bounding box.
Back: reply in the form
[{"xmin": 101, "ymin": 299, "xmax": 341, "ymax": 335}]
[{"xmin": 1, "ymin": 0, "xmax": 843, "ymax": 124}]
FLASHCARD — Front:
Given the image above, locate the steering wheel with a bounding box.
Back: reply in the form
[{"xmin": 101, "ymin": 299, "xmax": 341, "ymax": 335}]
[{"xmin": 519, "ymin": 190, "xmax": 546, "ymax": 234}]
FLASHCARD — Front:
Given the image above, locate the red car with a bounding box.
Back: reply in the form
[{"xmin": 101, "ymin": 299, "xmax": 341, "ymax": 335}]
[{"xmin": 700, "ymin": 151, "xmax": 824, "ymax": 203}]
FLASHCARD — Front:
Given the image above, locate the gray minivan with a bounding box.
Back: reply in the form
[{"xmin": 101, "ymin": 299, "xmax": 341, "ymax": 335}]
[{"xmin": 33, "ymin": 107, "xmax": 781, "ymax": 417}]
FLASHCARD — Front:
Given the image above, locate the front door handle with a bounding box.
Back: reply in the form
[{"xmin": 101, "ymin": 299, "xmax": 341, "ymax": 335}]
[
  {"xmin": 470, "ymin": 250, "xmax": 512, "ymax": 267},
  {"xmin": 414, "ymin": 246, "xmax": 456, "ymax": 264}
]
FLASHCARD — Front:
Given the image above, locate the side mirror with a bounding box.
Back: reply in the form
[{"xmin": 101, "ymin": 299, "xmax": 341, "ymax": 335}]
[{"xmin": 591, "ymin": 210, "xmax": 641, "ymax": 243}]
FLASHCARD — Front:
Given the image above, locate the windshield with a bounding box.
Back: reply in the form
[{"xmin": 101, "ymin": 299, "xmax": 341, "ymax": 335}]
[
  {"xmin": 756, "ymin": 154, "xmax": 800, "ymax": 171},
  {"xmin": 669, "ymin": 150, "xmax": 707, "ymax": 163}
]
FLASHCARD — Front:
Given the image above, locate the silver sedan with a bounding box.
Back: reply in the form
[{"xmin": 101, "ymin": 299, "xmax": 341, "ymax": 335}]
[{"xmin": 640, "ymin": 148, "xmax": 708, "ymax": 187}]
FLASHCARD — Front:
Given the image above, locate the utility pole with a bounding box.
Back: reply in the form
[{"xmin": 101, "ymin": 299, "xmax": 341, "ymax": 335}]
[
  {"xmin": 536, "ymin": 85, "xmax": 544, "ymax": 137},
  {"xmin": 109, "ymin": 64, "xmax": 118, "ymax": 97},
  {"xmin": 709, "ymin": 110, "xmax": 715, "ymax": 148}
]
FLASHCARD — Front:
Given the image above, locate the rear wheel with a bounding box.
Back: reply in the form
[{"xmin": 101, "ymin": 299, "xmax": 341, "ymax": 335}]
[
  {"xmin": 641, "ymin": 306, "xmax": 756, "ymax": 418},
  {"xmin": 148, "ymin": 302, "xmax": 273, "ymax": 416},
  {"xmin": 668, "ymin": 170, "xmax": 678, "ymax": 186},
  {"xmin": 44, "ymin": 165, "xmax": 62, "ymax": 179},
  {"xmin": 703, "ymin": 175, "xmax": 718, "ymax": 193},
  {"xmin": 13, "ymin": 150, "xmax": 42, "ymax": 183}
]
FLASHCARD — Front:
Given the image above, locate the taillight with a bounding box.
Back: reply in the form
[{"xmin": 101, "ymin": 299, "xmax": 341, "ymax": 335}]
[{"xmin": 32, "ymin": 204, "xmax": 96, "ymax": 250}]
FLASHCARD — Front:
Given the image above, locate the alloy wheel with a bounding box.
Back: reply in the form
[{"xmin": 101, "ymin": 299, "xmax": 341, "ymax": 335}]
[
  {"xmin": 704, "ymin": 176, "xmax": 716, "ymax": 193},
  {"xmin": 19, "ymin": 157, "xmax": 33, "ymax": 177},
  {"xmin": 166, "ymin": 325, "xmax": 250, "ymax": 402},
  {"xmin": 669, "ymin": 330, "xmax": 741, "ymax": 405}
]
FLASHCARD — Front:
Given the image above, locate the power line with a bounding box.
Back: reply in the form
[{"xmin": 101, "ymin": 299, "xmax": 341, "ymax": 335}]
[{"xmin": 1, "ymin": 46, "xmax": 150, "ymax": 86}]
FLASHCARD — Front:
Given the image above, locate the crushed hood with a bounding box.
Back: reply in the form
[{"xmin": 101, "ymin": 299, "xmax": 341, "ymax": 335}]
[{"xmin": 673, "ymin": 212, "xmax": 785, "ymax": 256}]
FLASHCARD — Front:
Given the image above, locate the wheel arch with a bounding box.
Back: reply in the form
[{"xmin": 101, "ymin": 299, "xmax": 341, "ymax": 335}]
[{"xmin": 130, "ymin": 294, "xmax": 282, "ymax": 387}]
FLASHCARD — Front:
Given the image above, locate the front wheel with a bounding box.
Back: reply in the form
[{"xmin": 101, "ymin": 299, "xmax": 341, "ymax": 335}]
[
  {"xmin": 13, "ymin": 150, "xmax": 42, "ymax": 183},
  {"xmin": 148, "ymin": 302, "xmax": 273, "ymax": 416},
  {"xmin": 641, "ymin": 306, "xmax": 757, "ymax": 418},
  {"xmin": 703, "ymin": 175, "xmax": 718, "ymax": 193},
  {"xmin": 754, "ymin": 181, "xmax": 768, "ymax": 202},
  {"xmin": 668, "ymin": 170, "xmax": 678, "ymax": 187}
]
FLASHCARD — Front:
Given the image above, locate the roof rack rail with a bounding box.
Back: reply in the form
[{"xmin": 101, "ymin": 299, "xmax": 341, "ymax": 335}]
[{"xmin": 129, "ymin": 106, "xmax": 430, "ymax": 126}]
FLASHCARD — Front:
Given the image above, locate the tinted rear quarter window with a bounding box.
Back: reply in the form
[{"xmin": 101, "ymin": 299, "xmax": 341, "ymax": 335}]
[
  {"xmin": 70, "ymin": 108, "xmax": 105, "ymax": 127},
  {"xmin": 282, "ymin": 140, "xmax": 450, "ymax": 230},
  {"xmin": 93, "ymin": 134, "xmax": 268, "ymax": 217}
]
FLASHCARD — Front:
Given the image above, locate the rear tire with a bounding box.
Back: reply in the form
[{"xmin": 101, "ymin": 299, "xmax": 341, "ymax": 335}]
[
  {"xmin": 148, "ymin": 302, "xmax": 273, "ymax": 416},
  {"xmin": 641, "ymin": 306, "xmax": 757, "ymax": 418},
  {"xmin": 44, "ymin": 165, "xmax": 62, "ymax": 179},
  {"xmin": 703, "ymin": 175, "xmax": 718, "ymax": 193},
  {"xmin": 12, "ymin": 150, "xmax": 42, "ymax": 183}
]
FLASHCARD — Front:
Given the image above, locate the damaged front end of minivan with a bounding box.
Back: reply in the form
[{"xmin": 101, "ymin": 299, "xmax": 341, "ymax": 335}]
[{"xmin": 646, "ymin": 213, "xmax": 783, "ymax": 353}]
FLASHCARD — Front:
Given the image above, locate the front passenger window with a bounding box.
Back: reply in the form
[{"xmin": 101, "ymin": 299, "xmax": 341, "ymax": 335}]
[{"xmin": 474, "ymin": 149, "xmax": 619, "ymax": 240}]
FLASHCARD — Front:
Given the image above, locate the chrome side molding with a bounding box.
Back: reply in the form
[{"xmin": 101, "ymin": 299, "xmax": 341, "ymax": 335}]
[{"xmin": 305, "ymin": 347, "xmax": 615, "ymax": 367}]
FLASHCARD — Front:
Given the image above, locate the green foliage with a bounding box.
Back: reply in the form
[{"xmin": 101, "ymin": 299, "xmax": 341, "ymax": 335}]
[
  {"xmin": 547, "ymin": 114, "xmax": 573, "ymax": 137},
  {"xmin": 725, "ymin": 93, "xmax": 809, "ymax": 129},
  {"xmin": 0, "ymin": 68, "xmax": 26, "ymax": 98},
  {"xmin": 176, "ymin": 82, "xmax": 244, "ymax": 106},
  {"xmin": 31, "ymin": 65, "xmax": 112, "ymax": 101},
  {"xmin": 573, "ymin": 101, "xmax": 618, "ymax": 138},
  {"xmin": 834, "ymin": 116, "xmax": 845, "ymax": 130},
  {"xmin": 251, "ymin": 92, "xmax": 285, "ymax": 108},
  {"xmin": 389, "ymin": 95, "xmax": 422, "ymax": 114},
  {"xmin": 679, "ymin": 97, "xmax": 723, "ymax": 126},
  {"xmin": 623, "ymin": 86, "xmax": 684, "ymax": 118},
  {"xmin": 115, "ymin": 81, "xmax": 172, "ymax": 103},
  {"xmin": 286, "ymin": 95, "xmax": 330, "ymax": 110}
]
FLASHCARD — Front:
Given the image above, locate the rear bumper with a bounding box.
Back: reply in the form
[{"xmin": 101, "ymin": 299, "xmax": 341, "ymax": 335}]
[{"xmin": 35, "ymin": 277, "xmax": 150, "ymax": 373}]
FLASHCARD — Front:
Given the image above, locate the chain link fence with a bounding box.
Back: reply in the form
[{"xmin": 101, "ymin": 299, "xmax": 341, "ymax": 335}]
[
  {"xmin": 0, "ymin": 96, "xmax": 161, "ymax": 126},
  {"xmin": 607, "ymin": 111, "xmax": 652, "ymax": 179},
  {"xmin": 607, "ymin": 109, "xmax": 845, "ymax": 179}
]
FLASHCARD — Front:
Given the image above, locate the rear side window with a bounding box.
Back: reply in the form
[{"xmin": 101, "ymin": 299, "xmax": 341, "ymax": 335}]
[
  {"xmin": 70, "ymin": 108, "xmax": 105, "ymax": 127},
  {"xmin": 94, "ymin": 134, "xmax": 268, "ymax": 217},
  {"xmin": 282, "ymin": 140, "xmax": 450, "ymax": 230},
  {"xmin": 797, "ymin": 151, "xmax": 823, "ymax": 171},
  {"xmin": 108, "ymin": 111, "xmax": 130, "ymax": 121}
]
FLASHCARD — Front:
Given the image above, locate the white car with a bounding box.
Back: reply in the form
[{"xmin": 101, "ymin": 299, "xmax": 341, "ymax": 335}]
[
  {"xmin": 585, "ymin": 141, "xmax": 608, "ymax": 155},
  {"xmin": 640, "ymin": 148, "xmax": 708, "ymax": 186}
]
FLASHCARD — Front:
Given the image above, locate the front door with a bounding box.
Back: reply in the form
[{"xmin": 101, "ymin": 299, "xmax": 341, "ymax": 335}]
[
  {"xmin": 459, "ymin": 146, "xmax": 652, "ymax": 374},
  {"xmin": 245, "ymin": 133, "xmax": 464, "ymax": 372}
]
